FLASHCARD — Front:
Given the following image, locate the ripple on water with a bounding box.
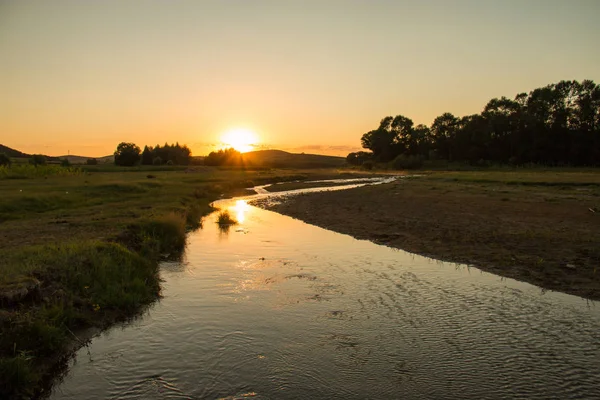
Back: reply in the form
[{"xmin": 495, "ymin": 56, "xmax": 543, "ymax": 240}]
[{"xmin": 50, "ymin": 178, "xmax": 600, "ymax": 400}]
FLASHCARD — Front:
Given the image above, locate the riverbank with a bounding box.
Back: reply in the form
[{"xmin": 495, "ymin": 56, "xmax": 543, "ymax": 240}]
[
  {"xmin": 0, "ymin": 166, "xmax": 362, "ymax": 399},
  {"xmin": 252, "ymin": 170, "xmax": 600, "ymax": 300}
]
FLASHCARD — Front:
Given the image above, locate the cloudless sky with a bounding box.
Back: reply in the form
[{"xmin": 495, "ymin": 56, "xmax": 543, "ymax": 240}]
[{"xmin": 1, "ymin": 0, "xmax": 599, "ymax": 156}]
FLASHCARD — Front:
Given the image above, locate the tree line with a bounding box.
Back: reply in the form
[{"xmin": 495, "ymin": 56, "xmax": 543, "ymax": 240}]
[
  {"xmin": 114, "ymin": 142, "xmax": 191, "ymax": 166},
  {"xmin": 348, "ymin": 79, "xmax": 600, "ymax": 167},
  {"xmin": 203, "ymin": 148, "xmax": 243, "ymax": 166}
]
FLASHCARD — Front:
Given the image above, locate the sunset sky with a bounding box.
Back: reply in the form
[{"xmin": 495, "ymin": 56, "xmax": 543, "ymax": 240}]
[{"xmin": 1, "ymin": 0, "xmax": 599, "ymax": 157}]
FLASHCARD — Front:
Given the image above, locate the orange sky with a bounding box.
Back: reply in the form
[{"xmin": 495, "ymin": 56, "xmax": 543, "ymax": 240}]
[{"xmin": 1, "ymin": 0, "xmax": 599, "ymax": 157}]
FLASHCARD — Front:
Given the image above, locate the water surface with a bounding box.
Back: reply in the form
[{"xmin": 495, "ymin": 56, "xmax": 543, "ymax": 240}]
[{"xmin": 51, "ymin": 181, "xmax": 600, "ymax": 399}]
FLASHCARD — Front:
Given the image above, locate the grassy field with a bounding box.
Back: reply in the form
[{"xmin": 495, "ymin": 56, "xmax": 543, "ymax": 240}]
[
  {"xmin": 0, "ymin": 165, "xmax": 356, "ymax": 398},
  {"xmin": 254, "ymin": 169, "xmax": 600, "ymax": 300}
]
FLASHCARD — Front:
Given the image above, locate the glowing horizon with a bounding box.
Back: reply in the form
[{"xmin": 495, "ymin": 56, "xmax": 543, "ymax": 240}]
[
  {"xmin": 219, "ymin": 128, "xmax": 259, "ymax": 153},
  {"xmin": 1, "ymin": 1, "xmax": 599, "ymax": 157}
]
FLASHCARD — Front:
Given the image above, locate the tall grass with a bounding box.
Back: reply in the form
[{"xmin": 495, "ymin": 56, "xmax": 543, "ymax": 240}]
[
  {"xmin": 0, "ymin": 164, "xmax": 81, "ymax": 180},
  {"xmin": 0, "ymin": 211, "xmax": 189, "ymax": 398},
  {"xmin": 216, "ymin": 210, "xmax": 237, "ymax": 226}
]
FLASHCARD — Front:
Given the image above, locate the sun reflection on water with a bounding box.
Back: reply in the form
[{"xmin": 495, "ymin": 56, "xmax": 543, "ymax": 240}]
[{"xmin": 232, "ymin": 199, "xmax": 250, "ymax": 224}]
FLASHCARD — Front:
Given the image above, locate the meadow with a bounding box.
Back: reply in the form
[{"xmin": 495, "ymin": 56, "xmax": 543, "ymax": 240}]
[{"xmin": 2, "ymin": 163, "xmax": 600, "ymax": 398}]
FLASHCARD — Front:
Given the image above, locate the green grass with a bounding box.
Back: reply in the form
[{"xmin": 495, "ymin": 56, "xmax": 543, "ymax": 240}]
[
  {"xmin": 0, "ymin": 164, "xmax": 82, "ymax": 180},
  {"xmin": 0, "ymin": 241, "xmax": 165, "ymax": 398}
]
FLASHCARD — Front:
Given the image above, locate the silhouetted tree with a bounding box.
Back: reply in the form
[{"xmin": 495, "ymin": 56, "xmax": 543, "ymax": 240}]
[
  {"xmin": 141, "ymin": 146, "xmax": 153, "ymax": 165},
  {"xmin": 204, "ymin": 148, "xmax": 243, "ymax": 166},
  {"xmin": 346, "ymin": 151, "xmax": 373, "ymax": 166},
  {"xmin": 29, "ymin": 154, "xmax": 46, "ymax": 166},
  {"xmin": 351, "ymin": 79, "xmax": 600, "ymax": 167},
  {"xmin": 140, "ymin": 143, "xmax": 191, "ymax": 165},
  {"xmin": 114, "ymin": 142, "xmax": 141, "ymax": 166}
]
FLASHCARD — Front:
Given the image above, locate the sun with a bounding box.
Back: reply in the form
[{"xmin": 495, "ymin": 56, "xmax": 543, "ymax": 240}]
[{"xmin": 220, "ymin": 128, "xmax": 258, "ymax": 153}]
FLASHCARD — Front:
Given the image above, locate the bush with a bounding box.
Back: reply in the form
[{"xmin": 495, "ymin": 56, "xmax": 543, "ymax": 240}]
[
  {"xmin": 166, "ymin": 160, "xmax": 174, "ymax": 166},
  {"xmin": 60, "ymin": 158, "xmax": 71, "ymax": 167},
  {"xmin": 216, "ymin": 210, "xmax": 237, "ymax": 226},
  {"xmin": 392, "ymin": 154, "xmax": 423, "ymax": 170},
  {"xmin": 29, "ymin": 154, "xmax": 46, "ymax": 166},
  {"xmin": 86, "ymin": 158, "xmax": 98, "ymax": 165},
  {"xmin": 362, "ymin": 160, "xmax": 373, "ymax": 170},
  {"xmin": 152, "ymin": 157, "xmax": 162, "ymax": 166}
]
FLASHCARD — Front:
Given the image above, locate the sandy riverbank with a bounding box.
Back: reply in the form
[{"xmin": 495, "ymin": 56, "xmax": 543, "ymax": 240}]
[{"xmin": 252, "ymin": 173, "xmax": 600, "ymax": 300}]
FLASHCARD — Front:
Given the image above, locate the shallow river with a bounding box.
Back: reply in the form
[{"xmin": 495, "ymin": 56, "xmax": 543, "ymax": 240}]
[{"xmin": 51, "ymin": 180, "xmax": 600, "ymax": 399}]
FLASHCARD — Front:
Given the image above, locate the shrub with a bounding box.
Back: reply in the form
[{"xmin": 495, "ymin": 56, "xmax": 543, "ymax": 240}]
[
  {"xmin": 60, "ymin": 158, "xmax": 71, "ymax": 167},
  {"xmin": 216, "ymin": 210, "xmax": 237, "ymax": 226},
  {"xmin": 152, "ymin": 157, "xmax": 162, "ymax": 166},
  {"xmin": 392, "ymin": 154, "xmax": 423, "ymax": 170},
  {"xmin": 29, "ymin": 154, "xmax": 46, "ymax": 166},
  {"xmin": 166, "ymin": 160, "xmax": 174, "ymax": 166},
  {"xmin": 86, "ymin": 158, "xmax": 98, "ymax": 165},
  {"xmin": 362, "ymin": 160, "xmax": 373, "ymax": 170}
]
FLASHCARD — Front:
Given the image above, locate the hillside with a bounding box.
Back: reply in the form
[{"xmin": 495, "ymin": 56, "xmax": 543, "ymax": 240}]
[
  {"xmin": 0, "ymin": 144, "xmax": 30, "ymax": 158},
  {"xmin": 0, "ymin": 144, "xmax": 114, "ymax": 163},
  {"xmin": 241, "ymin": 150, "xmax": 346, "ymax": 168}
]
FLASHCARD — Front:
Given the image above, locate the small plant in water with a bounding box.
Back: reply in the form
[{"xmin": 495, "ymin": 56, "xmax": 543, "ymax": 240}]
[{"xmin": 216, "ymin": 210, "xmax": 237, "ymax": 226}]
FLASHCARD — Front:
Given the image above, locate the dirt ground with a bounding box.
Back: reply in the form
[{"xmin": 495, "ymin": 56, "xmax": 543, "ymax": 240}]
[{"xmin": 252, "ymin": 174, "xmax": 600, "ymax": 300}]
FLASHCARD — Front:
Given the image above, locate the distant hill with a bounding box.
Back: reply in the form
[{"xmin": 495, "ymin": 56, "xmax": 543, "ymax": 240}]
[
  {"xmin": 0, "ymin": 144, "xmax": 113, "ymax": 163},
  {"xmin": 0, "ymin": 144, "xmax": 31, "ymax": 158},
  {"xmin": 241, "ymin": 150, "xmax": 346, "ymax": 168},
  {"xmin": 1, "ymin": 144, "xmax": 344, "ymax": 167}
]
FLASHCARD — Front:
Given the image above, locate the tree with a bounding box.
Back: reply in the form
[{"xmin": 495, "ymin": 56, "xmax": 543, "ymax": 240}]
[
  {"xmin": 204, "ymin": 148, "xmax": 243, "ymax": 166},
  {"xmin": 0, "ymin": 153, "xmax": 10, "ymax": 167},
  {"xmin": 114, "ymin": 142, "xmax": 141, "ymax": 166},
  {"xmin": 360, "ymin": 128, "xmax": 396, "ymax": 162},
  {"xmin": 346, "ymin": 151, "xmax": 373, "ymax": 166},
  {"xmin": 390, "ymin": 115, "xmax": 415, "ymax": 155},
  {"xmin": 356, "ymin": 79, "xmax": 600, "ymax": 167},
  {"xmin": 141, "ymin": 146, "xmax": 153, "ymax": 165},
  {"xmin": 430, "ymin": 113, "xmax": 459, "ymax": 161},
  {"xmin": 140, "ymin": 143, "xmax": 191, "ymax": 165},
  {"xmin": 29, "ymin": 154, "xmax": 46, "ymax": 166}
]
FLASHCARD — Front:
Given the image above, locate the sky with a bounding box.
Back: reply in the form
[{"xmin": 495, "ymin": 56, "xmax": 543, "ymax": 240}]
[{"xmin": 1, "ymin": 0, "xmax": 599, "ymax": 157}]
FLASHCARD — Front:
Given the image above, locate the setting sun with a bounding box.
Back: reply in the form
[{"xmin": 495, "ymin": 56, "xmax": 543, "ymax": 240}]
[{"xmin": 220, "ymin": 128, "xmax": 258, "ymax": 153}]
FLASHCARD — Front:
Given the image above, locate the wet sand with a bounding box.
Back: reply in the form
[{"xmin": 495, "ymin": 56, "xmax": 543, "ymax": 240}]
[{"xmin": 252, "ymin": 176, "xmax": 600, "ymax": 300}]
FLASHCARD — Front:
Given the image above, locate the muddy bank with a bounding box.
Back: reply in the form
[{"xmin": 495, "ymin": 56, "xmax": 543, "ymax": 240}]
[{"xmin": 252, "ymin": 176, "xmax": 600, "ymax": 300}]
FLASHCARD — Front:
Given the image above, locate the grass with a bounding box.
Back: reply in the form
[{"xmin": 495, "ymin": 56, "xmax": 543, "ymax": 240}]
[
  {"xmin": 0, "ymin": 241, "xmax": 163, "ymax": 397},
  {"xmin": 216, "ymin": 210, "xmax": 237, "ymax": 226},
  {"xmin": 0, "ymin": 164, "xmax": 82, "ymax": 180},
  {"xmin": 0, "ymin": 165, "xmax": 359, "ymax": 398}
]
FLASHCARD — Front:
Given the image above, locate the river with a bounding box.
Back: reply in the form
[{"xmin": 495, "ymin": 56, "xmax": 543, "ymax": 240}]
[{"xmin": 50, "ymin": 179, "xmax": 600, "ymax": 399}]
